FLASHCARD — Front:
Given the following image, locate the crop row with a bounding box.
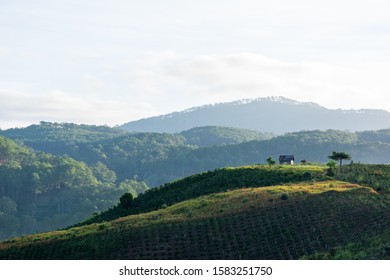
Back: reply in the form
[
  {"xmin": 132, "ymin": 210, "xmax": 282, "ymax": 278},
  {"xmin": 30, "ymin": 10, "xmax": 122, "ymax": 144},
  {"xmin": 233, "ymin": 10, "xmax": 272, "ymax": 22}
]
[{"xmin": 1, "ymin": 189, "xmax": 389, "ymax": 259}]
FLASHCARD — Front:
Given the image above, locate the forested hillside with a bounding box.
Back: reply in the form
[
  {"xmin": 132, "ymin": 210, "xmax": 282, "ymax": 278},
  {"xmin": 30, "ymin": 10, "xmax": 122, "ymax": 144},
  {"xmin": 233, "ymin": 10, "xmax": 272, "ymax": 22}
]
[
  {"xmin": 0, "ymin": 135, "xmax": 148, "ymax": 240},
  {"xmin": 1, "ymin": 122, "xmax": 270, "ymax": 151},
  {"xmin": 1, "ymin": 121, "xmax": 127, "ymax": 146},
  {"xmin": 2, "ymin": 123, "xmax": 390, "ymax": 186},
  {"xmin": 180, "ymin": 126, "xmax": 274, "ymax": 147}
]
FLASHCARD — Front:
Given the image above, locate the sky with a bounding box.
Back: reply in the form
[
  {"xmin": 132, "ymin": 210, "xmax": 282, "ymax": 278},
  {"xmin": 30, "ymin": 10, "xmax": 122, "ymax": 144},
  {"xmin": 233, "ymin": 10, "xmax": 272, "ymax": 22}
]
[{"xmin": 1, "ymin": 0, "xmax": 390, "ymax": 129}]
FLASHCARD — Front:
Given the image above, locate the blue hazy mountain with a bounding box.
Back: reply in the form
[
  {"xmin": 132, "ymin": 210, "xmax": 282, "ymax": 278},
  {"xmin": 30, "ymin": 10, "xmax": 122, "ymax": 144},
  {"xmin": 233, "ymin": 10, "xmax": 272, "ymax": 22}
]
[{"xmin": 120, "ymin": 96, "xmax": 390, "ymax": 134}]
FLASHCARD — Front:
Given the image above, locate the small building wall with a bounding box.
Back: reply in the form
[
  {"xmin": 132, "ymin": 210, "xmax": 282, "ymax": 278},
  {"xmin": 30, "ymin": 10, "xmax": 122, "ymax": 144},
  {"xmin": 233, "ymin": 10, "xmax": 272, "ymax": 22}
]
[{"xmin": 279, "ymin": 155, "xmax": 295, "ymax": 165}]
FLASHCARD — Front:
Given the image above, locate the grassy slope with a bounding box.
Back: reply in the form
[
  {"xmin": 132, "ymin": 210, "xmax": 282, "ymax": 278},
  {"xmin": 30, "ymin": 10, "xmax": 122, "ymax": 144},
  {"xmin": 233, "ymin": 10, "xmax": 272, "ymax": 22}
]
[
  {"xmin": 1, "ymin": 180, "xmax": 389, "ymax": 259},
  {"xmin": 76, "ymin": 165, "xmax": 326, "ymax": 226}
]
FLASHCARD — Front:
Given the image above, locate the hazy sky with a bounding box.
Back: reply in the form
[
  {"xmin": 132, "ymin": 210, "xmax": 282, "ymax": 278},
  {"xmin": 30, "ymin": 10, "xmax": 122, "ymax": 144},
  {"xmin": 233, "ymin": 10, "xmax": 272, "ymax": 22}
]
[{"xmin": 1, "ymin": 0, "xmax": 390, "ymax": 128}]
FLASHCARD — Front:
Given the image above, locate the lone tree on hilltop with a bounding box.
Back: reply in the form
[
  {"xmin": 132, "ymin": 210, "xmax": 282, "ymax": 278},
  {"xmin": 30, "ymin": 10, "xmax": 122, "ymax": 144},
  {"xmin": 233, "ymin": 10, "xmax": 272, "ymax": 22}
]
[{"xmin": 328, "ymin": 151, "xmax": 351, "ymax": 169}]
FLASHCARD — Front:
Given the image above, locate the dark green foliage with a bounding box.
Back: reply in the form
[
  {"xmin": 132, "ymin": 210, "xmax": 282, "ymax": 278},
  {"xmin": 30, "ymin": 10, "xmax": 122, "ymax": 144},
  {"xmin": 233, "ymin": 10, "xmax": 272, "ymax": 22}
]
[
  {"xmin": 1, "ymin": 122, "xmax": 195, "ymax": 185},
  {"xmin": 326, "ymin": 161, "xmax": 337, "ymax": 177},
  {"xmin": 180, "ymin": 126, "xmax": 274, "ymax": 147},
  {"xmin": 328, "ymin": 151, "xmax": 352, "ymax": 168},
  {"xmin": 280, "ymin": 193, "xmax": 288, "ymax": 200},
  {"xmin": 0, "ymin": 135, "xmax": 149, "ymax": 240},
  {"xmin": 326, "ymin": 168, "xmax": 335, "ymax": 177},
  {"xmin": 334, "ymin": 163, "xmax": 390, "ymax": 193},
  {"xmin": 119, "ymin": 193, "xmax": 133, "ymax": 209},
  {"xmin": 0, "ymin": 121, "xmax": 126, "ymax": 144},
  {"xmin": 266, "ymin": 157, "xmax": 276, "ymax": 165}
]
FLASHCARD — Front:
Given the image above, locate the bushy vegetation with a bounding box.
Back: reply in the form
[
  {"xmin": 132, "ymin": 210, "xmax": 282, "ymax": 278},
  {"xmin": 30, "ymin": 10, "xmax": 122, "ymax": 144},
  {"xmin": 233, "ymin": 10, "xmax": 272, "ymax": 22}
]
[
  {"xmin": 1, "ymin": 122, "xmax": 194, "ymax": 184},
  {"xmin": 1, "ymin": 181, "xmax": 389, "ymax": 260},
  {"xmin": 333, "ymin": 163, "xmax": 390, "ymax": 193}
]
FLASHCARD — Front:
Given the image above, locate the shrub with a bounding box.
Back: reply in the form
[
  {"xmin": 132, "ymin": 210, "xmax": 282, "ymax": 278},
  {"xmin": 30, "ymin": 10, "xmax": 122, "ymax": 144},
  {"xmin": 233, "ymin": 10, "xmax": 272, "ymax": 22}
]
[
  {"xmin": 119, "ymin": 193, "xmax": 134, "ymax": 209},
  {"xmin": 327, "ymin": 168, "xmax": 335, "ymax": 177}
]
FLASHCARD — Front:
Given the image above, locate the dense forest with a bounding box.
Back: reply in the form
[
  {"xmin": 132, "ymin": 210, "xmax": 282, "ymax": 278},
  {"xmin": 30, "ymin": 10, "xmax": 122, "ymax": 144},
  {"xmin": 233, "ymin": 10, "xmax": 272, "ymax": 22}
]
[
  {"xmin": 180, "ymin": 126, "xmax": 274, "ymax": 147},
  {"xmin": 0, "ymin": 135, "xmax": 148, "ymax": 240}
]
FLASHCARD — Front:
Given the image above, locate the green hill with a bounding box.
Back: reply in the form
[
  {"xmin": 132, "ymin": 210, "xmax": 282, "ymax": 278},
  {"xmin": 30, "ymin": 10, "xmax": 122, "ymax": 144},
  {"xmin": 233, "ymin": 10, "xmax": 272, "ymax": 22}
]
[
  {"xmin": 75, "ymin": 165, "xmax": 326, "ymax": 226},
  {"xmin": 0, "ymin": 121, "xmax": 127, "ymax": 145},
  {"xmin": 180, "ymin": 126, "xmax": 274, "ymax": 147},
  {"xmin": 1, "ymin": 179, "xmax": 389, "ymax": 259},
  {"xmin": 0, "ymin": 135, "xmax": 148, "ymax": 240}
]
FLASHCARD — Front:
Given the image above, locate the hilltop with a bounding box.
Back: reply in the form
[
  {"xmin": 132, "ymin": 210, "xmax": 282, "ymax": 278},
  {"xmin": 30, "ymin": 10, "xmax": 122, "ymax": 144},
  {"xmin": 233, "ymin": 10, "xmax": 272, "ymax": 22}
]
[
  {"xmin": 1, "ymin": 165, "xmax": 390, "ymax": 259},
  {"xmin": 119, "ymin": 97, "xmax": 390, "ymax": 134}
]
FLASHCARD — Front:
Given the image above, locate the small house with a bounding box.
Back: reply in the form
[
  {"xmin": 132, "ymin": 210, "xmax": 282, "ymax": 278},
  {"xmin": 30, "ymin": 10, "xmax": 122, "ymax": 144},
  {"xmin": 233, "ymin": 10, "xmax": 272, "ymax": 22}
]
[{"xmin": 279, "ymin": 155, "xmax": 295, "ymax": 165}]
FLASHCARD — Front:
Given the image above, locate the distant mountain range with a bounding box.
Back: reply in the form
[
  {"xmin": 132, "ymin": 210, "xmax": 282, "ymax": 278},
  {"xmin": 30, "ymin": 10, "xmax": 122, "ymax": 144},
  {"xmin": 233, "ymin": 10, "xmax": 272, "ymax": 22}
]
[{"xmin": 120, "ymin": 96, "xmax": 390, "ymax": 134}]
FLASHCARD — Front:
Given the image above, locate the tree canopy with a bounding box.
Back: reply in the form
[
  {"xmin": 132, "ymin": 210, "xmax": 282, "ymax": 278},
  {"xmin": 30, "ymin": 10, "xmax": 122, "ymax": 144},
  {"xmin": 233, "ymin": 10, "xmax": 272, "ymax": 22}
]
[{"xmin": 328, "ymin": 151, "xmax": 352, "ymax": 168}]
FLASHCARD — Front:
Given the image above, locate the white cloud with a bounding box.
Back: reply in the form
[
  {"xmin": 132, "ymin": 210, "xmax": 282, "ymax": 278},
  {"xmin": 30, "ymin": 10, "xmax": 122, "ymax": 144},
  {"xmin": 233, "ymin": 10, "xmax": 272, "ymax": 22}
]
[
  {"xmin": 127, "ymin": 52, "xmax": 390, "ymax": 113},
  {"xmin": 81, "ymin": 73, "xmax": 107, "ymax": 89},
  {"xmin": 0, "ymin": 48, "xmax": 9, "ymax": 58},
  {"xmin": 0, "ymin": 89, "xmax": 157, "ymax": 129},
  {"xmin": 1, "ymin": 51, "xmax": 389, "ymax": 130}
]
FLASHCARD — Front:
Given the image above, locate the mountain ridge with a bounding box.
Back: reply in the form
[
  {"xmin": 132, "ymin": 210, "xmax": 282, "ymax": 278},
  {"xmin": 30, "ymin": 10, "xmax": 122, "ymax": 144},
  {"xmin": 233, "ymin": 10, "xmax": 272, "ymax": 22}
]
[{"xmin": 119, "ymin": 96, "xmax": 390, "ymax": 134}]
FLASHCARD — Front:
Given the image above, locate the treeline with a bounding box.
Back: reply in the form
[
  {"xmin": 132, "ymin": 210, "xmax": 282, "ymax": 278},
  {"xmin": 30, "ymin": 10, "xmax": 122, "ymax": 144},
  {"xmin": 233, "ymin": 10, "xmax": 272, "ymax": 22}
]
[
  {"xmin": 0, "ymin": 136, "xmax": 148, "ymax": 240},
  {"xmin": 180, "ymin": 126, "xmax": 274, "ymax": 147}
]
